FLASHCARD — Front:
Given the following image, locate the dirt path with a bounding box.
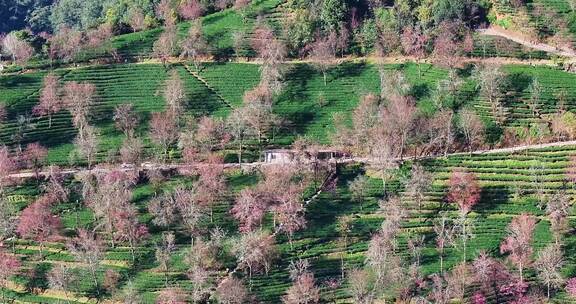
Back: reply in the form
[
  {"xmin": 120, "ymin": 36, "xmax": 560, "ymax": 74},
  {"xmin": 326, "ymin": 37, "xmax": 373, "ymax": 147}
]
[
  {"xmin": 9, "ymin": 140, "xmax": 576, "ymax": 180},
  {"xmin": 3, "ymin": 47, "xmax": 572, "ymax": 78},
  {"xmin": 478, "ymin": 26, "xmax": 576, "ymax": 59}
]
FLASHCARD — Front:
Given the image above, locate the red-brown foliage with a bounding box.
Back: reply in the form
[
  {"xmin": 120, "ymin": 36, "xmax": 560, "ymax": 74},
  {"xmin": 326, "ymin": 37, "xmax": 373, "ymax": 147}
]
[
  {"xmin": 446, "ymin": 169, "xmax": 481, "ymax": 215},
  {"xmin": 0, "ymin": 250, "xmax": 20, "ymax": 284},
  {"xmin": 16, "ymin": 198, "xmax": 61, "ymax": 244},
  {"xmin": 179, "ymin": 0, "xmax": 204, "ymax": 20}
]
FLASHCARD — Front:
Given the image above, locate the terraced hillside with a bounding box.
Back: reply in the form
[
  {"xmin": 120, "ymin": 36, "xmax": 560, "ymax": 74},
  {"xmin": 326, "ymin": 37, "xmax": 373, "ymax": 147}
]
[
  {"xmin": 3, "ymin": 61, "xmax": 576, "ymax": 165},
  {"xmin": 2, "ymin": 142, "xmax": 576, "ymax": 303},
  {"xmin": 4, "ymin": 0, "xmax": 576, "ymax": 303}
]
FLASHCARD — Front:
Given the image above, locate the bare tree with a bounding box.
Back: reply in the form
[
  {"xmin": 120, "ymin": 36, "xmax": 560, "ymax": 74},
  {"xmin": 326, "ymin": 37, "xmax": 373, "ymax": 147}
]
[
  {"xmin": 534, "ymin": 243, "xmax": 564, "ymax": 299},
  {"xmin": 0, "ymin": 196, "xmax": 17, "ymax": 243},
  {"xmin": 84, "ymin": 170, "xmax": 136, "ymax": 247},
  {"xmin": 214, "ymin": 277, "xmax": 249, "ymax": 304},
  {"xmin": 180, "ymin": 20, "xmax": 208, "ymax": 71},
  {"xmin": 365, "ymin": 197, "xmax": 406, "ymax": 293},
  {"xmin": 500, "ymin": 213, "xmax": 536, "ymax": 283},
  {"xmin": 2, "ymin": 32, "xmax": 34, "ymax": 65},
  {"xmin": 233, "ymin": 231, "xmax": 277, "ymax": 279},
  {"xmin": 179, "ymin": 0, "xmax": 204, "ymax": 20},
  {"xmin": 43, "ymin": 166, "xmax": 70, "ymax": 203},
  {"xmin": 445, "ymin": 262, "xmax": 474, "ymax": 302},
  {"xmin": 0, "ymin": 104, "xmax": 7, "ymax": 123},
  {"xmin": 433, "ymin": 215, "xmax": 455, "ymax": 273},
  {"xmin": 348, "ymin": 175, "xmax": 370, "ymax": 211},
  {"xmin": 282, "ymin": 266, "xmax": 321, "ymax": 304},
  {"xmin": 527, "ymin": 77, "xmax": 543, "ymax": 118},
  {"xmin": 155, "ymin": 0, "xmax": 176, "ymax": 27},
  {"xmin": 150, "ymin": 111, "xmax": 179, "ymax": 161},
  {"xmin": 240, "ymin": 86, "xmax": 281, "ymax": 159},
  {"xmin": 380, "ymin": 70, "xmax": 411, "ymax": 99},
  {"xmin": 113, "ymin": 203, "xmax": 149, "ymax": 262},
  {"xmin": 274, "ymin": 200, "xmax": 306, "ymax": 246},
  {"xmin": 156, "ymin": 287, "xmax": 189, "ymax": 304},
  {"xmin": 426, "ymin": 109, "xmax": 454, "ymax": 156},
  {"xmin": 231, "ymin": 188, "xmax": 267, "ymax": 232},
  {"xmin": 23, "ymin": 142, "xmax": 48, "ymax": 180},
  {"xmin": 459, "ymin": 109, "xmax": 485, "ymax": 152},
  {"xmin": 368, "ymin": 130, "xmax": 397, "ymax": 195},
  {"xmin": 178, "ymin": 116, "xmax": 229, "ymax": 161},
  {"xmin": 174, "ymin": 186, "xmax": 205, "ymax": 246},
  {"xmin": 0, "ymin": 146, "xmax": 15, "ymax": 191},
  {"xmin": 156, "ymin": 232, "xmax": 176, "ymax": 286},
  {"xmin": 49, "ymin": 27, "xmax": 83, "ymax": 63},
  {"xmin": 128, "ymin": 7, "xmax": 146, "ymax": 32},
  {"xmin": 406, "ymin": 164, "xmax": 433, "ymax": 210},
  {"xmin": 113, "ymin": 104, "xmax": 140, "ymax": 138},
  {"xmin": 336, "ymin": 215, "xmax": 353, "ymax": 279},
  {"xmin": 33, "ymin": 73, "xmax": 62, "ymax": 128},
  {"xmin": 153, "ymin": 27, "xmax": 178, "ymax": 68},
  {"xmin": 148, "ymin": 192, "xmax": 179, "ymax": 228},
  {"xmin": 545, "ymin": 191, "xmax": 571, "ymax": 243},
  {"xmin": 401, "ymin": 25, "xmax": 428, "ymax": 77},
  {"xmin": 0, "ymin": 250, "xmax": 20, "ymax": 301},
  {"xmin": 381, "ymin": 94, "xmax": 417, "ymax": 158},
  {"xmin": 347, "ymin": 269, "xmax": 374, "ymax": 304},
  {"xmin": 307, "ymin": 34, "xmax": 337, "ymax": 86},
  {"xmin": 74, "ymin": 125, "xmax": 99, "ymax": 168},
  {"xmin": 67, "ymin": 229, "xmax": 105, "ymax": 291},
  {"xmin": 164, "ymin": 70, "xmax": 187, "ymax": 116},
  {"xmin": 252, "ymin": 26, "xmax": 287, "ymax": 92},
  {"xmin": 63, "ymin": 81, "xmax": 96, "ymax": 136},
  {"xmin": 226, "ymin": 106, "xmax": 255, "ymax": 165},
  {"xmin": 432, "ymin": 21, "xmax": 471, "ymax": 70},
  {"xmin": 429, "ymin": 274, "xmax": 451, "ymax": 304},
  {"xmin": 12, "ymin": 114, "xmax": 36, "ymax": 153},
  {"xmin": 194, "ymin": 162, "xmax": 227, "ymax": 221},
  {"xmin": 350, "ymin": 94, "xmax": 380, "ymax": 154},
  {"xmin": 47, "ymin": 264, "xmax": 77, "ymax": 302},
  {"xmin": 187, "ymin": 264, "xmax": 211, "ymax": 302},
  {"xmin": 473, "ymin": 65, "xmax": 507, "ymax": 124}
]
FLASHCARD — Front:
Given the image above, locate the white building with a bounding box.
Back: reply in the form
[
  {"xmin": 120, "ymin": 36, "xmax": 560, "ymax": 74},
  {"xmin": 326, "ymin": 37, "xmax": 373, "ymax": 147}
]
[
  {"xmin": 263, "ymin": 149, "xmax": 350, "ymax": 164},
  {"xmin": 264, "ymin": 149, "xmax": 295, "ymax": 164}
]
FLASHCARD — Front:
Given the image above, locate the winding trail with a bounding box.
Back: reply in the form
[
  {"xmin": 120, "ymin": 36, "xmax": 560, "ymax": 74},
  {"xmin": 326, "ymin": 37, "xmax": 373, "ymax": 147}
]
[{"xmin": 478, "ymin": 26, "xmax": 576, "ymax": 59}]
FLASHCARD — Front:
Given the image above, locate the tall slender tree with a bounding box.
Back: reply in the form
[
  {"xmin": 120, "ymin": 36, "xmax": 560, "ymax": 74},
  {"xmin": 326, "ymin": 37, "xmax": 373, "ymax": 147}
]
[
  {"xmin": 500, "ymin": 213, "xmax": 537, "ymax": 283},
  {"xmin": 34, "ymin": 73, "xmax": 62, "ymax": 128}
]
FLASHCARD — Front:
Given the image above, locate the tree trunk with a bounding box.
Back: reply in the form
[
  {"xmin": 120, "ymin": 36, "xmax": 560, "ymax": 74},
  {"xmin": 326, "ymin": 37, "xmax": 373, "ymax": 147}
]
[
  {"xmin": 341, "ymin": 236, "xmax": 347, "ymax": 280},
  {"xmin": 238, "ymin": 138, "xmax": 243, "ymax": 166},
  {"xmin": 462, "ymin": 219, "xmax": 467, "ymax": 262},
  {"xmin": 439, "ymin": 249, "xmax": 444, "ymax": 273},
  {"xmin": 382, "ymin": 175, "xmax": 386, "ymax": 196},
  {"xmin": 417, "ymin": 61, "xmax": 422, "ymax": 78},
  {"xmin": 519, "ymin": 264, "xmax": 523, "ymax": 283}
]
